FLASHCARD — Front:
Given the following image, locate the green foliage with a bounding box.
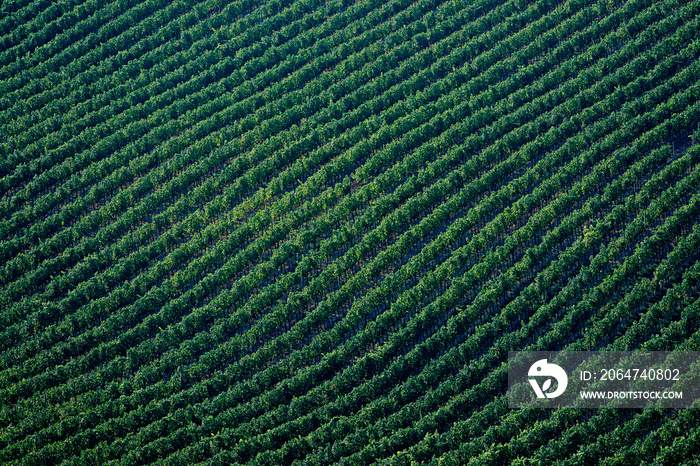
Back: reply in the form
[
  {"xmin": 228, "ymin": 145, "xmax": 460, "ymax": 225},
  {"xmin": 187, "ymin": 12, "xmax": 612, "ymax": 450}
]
[{"xmin": 1, "ymin": 0, "xmax": 700, "ymax": 463}]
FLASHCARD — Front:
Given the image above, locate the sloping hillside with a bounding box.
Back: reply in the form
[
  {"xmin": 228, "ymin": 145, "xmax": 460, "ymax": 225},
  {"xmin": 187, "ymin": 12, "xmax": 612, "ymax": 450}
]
[{"xmin": 1, "ymin": 0, "xmax": 699, "ymax": 463}]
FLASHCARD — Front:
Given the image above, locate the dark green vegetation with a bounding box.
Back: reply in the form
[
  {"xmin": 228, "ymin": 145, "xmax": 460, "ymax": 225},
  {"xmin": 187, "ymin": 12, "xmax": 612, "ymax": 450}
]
[{"xmin": 1, "ymin": 0, "xmax": 700, "ymax": 463}]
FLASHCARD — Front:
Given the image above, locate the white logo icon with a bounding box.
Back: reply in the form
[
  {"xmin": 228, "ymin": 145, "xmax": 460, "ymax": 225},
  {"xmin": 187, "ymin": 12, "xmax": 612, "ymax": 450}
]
[{"xmin": 528, "ymin": 359, "xmax": 568, "ymax": 398}]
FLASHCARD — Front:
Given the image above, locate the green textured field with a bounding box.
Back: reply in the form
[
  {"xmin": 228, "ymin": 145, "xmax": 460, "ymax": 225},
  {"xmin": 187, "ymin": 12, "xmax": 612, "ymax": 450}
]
[{"xmin": 1, "ymin": 0, "xmax": 700, "ymax": 463}]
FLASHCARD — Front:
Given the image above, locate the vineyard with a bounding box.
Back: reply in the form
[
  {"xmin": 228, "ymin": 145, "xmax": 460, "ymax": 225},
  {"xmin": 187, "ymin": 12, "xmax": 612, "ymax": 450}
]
[{"xmin": 1, "ymin": 0, "xmax": 700, "ymax": 463}]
